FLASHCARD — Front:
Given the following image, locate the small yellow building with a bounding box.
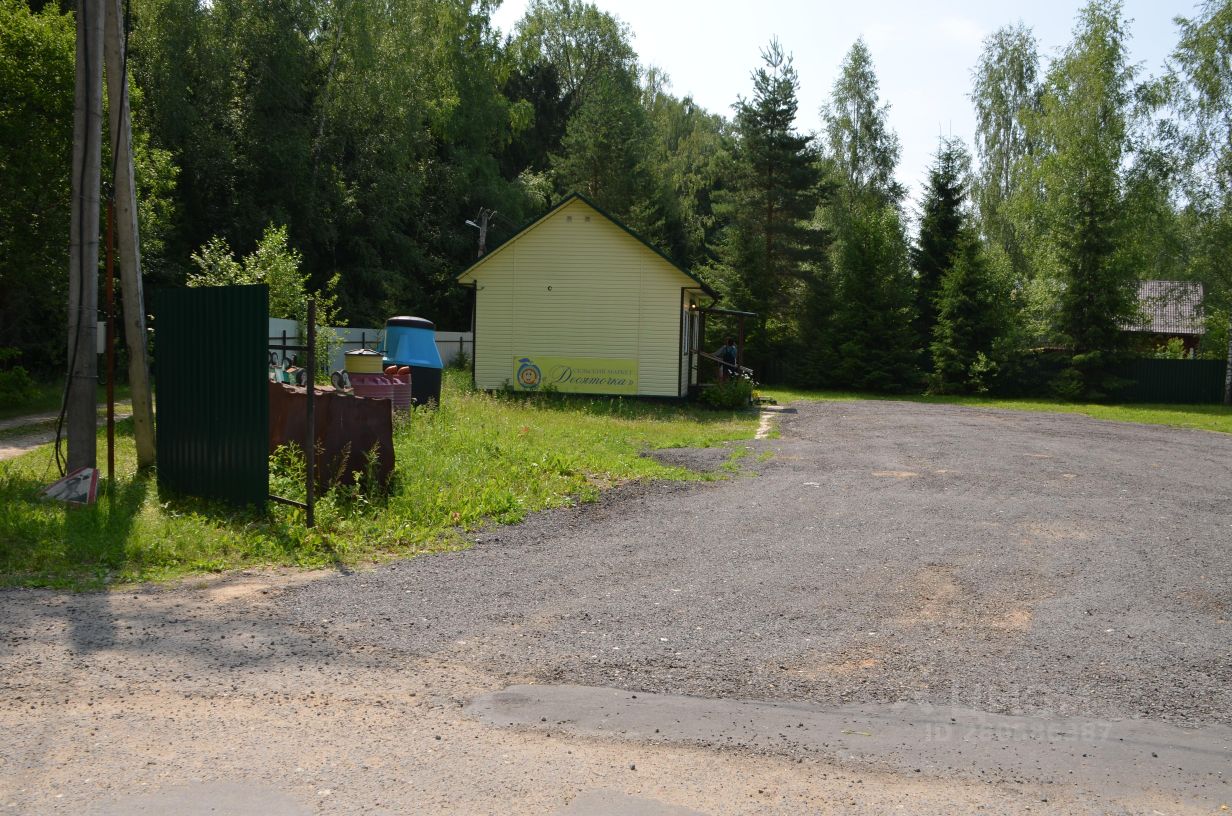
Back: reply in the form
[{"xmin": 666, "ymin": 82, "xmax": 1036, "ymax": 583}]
[{"xmin": 458, "ymin": 193, "xmax": 718, "ymax": 397}]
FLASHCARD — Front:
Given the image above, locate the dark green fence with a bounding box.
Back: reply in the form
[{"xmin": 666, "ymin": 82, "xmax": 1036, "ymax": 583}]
[
  {"xmin": 154, "ymin": 284, "xmax": 269, "ymax": 506},
  {"xmin": 1114, "ymin": 358, "xmax": 1228, "ymax": 404}
]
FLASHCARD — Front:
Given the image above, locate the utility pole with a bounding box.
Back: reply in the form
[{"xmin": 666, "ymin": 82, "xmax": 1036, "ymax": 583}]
[
  {"xmin": 104, "ymin": 0, "xmax": 155, "ymax": 468},
  {"xmin": 66, "ymin": 0, "xmax": 104, "ymax": 473},
  {"xmin": 465, "ymin": 208, "xmax": 495, "ymax": 257}
]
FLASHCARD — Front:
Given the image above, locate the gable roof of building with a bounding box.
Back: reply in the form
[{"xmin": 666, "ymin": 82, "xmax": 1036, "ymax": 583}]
[
  {"xmin": 456, "ymin": 192, "xmax": 720, "ymax": 299},
  {"xmin": 1124, "ymin": 280, "xmax": 1205, "ymax": 335}
]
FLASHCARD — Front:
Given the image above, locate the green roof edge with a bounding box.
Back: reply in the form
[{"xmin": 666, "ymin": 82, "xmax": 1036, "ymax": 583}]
[{"xmin": 456, "ymin": 191, "xmax": 720, "ymax": 300}]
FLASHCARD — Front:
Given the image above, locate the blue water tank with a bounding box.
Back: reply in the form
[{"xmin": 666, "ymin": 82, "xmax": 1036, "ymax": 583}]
[{"xmin": 382, "ymin": 316, "xmax": 443, "ymax": 406}]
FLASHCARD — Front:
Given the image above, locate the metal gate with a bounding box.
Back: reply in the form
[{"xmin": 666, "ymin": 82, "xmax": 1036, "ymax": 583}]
[{"xmin": 155, "ymin": 284, "xmax": 269, "ymax": 506}]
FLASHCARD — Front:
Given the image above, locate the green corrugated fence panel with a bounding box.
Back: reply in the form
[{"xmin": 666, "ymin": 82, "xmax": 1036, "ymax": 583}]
[
  {"xmin": 154, "ymin": 284, "xmax": 269, "ymax": 507},
  {"xmin": 1115, "ymin": 358, "xmax": 1228, "ymax": 404}
]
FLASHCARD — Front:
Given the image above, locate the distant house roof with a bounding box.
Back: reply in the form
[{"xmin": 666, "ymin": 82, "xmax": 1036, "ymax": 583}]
[{"xmin": 1124, "ymin": 280, "xmax": 1205, "ymax": 336}]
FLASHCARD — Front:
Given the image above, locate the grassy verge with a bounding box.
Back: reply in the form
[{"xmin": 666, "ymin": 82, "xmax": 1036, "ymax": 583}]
[
  {"xmin": 0, "ymin": 370, "xmax": 756, "ymax": 589},
  {"xmin": 760, "ymin": 385, "xmax": 1232, "ymax": 435}
]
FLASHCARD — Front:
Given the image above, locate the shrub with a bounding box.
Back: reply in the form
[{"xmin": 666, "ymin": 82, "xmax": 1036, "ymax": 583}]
[
  {"xmin": 0, "ymin": 348, "xmax": 37, "ymax": 409},
  {"xmin": 699, "ymin": 375, "xmax": 754, "ymax": 409},
  {"xmin": 1152, "ymin": 337, "xmax": 1190, "ymax": 359},
  {"xmin": 189, "ymin": 225, "xmax": 341, "ymax": 382}
]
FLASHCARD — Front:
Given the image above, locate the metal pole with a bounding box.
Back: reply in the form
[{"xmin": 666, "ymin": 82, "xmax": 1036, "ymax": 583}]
[
  {"xmin": 105, "ymin": 196, "xmax": 115, "ymax": 484},
  {"xmin": 306, "ymin": 299, "xmax": 315, "ymax": 529},
  {"xmin": 67, "ymin": 0, "xmax": 104, "ymax": 473}
]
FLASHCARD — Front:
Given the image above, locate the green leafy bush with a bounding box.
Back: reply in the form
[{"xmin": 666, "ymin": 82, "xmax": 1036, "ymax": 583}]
[
  {"xmin": 699, "ymin": 376, "xmax": 754, "ymax": 409},
  {"xmin": 1152, "ymin": 337, "xmax": 1190, "ymax": 359},
  {"xmin": 189, "ymin": 225, "xmax": 342, "ymax": 381},
  {"xmin": 0, "ymin": 348, "xmax": 37, "ymax": 409}
]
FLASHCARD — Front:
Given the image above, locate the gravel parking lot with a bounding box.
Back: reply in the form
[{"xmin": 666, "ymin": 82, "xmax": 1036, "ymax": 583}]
[
  {"xmin": 2, "ymin": 399, "xmax": 1229, "ymax": 814},
  {"xmin": 293, "ymin": 400, "xmax": 1232, "ymax": 726}
]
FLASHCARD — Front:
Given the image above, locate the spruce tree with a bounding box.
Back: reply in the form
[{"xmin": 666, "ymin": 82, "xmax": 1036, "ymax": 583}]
[
  {"xmin": 820, "ymin": 40, "xmax": 917, "ymax": 390},
  {"xmin": 831, "ymin": 196, "xmax": 919, "ymax": 391},
  {"xmin": 930, "ymin": 229, "xmax": 1009, "ymax": 394},
  {"xmin": 550, "ymin": 66, "xmax": 652, "ymax": 218},
  {"xmin": 912, "ymin": 137, "xmax": 970, "ymax": 357}
]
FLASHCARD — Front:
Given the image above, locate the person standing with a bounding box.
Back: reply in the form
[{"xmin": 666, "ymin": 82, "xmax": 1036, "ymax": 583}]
[{"xmin": 716, "ymin": 336, "xmax": 738, "ymax": 381}]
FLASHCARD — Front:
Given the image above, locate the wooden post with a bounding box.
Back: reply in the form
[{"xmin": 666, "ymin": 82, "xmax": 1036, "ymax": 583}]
[
  {"xmin": 104, "ymin": 0, "xmax": 156, "ymax": 469},
  {"xmin": 698, "ymin": 310, "xmax": 707, "ymax": 383},
  {"xmin": 306, "ymin": 299, "xmax": 316, "ymax": 529},
  {"xmin": 105, "ymin": 198, "xmax": 116, "ymax": 483},
  {"xmin": 67, "ymin": 0, "xmax": 104, "ymax": 473},
  {"xmin": 737, "ymin": 316, "xmax": 745, "ymax": 368}
]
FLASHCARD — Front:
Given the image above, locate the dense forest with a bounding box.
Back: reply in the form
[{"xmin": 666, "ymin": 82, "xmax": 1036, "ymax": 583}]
[{"xmin": 2, "ymin": 0, "xmax": 1230, "ymax": 398}]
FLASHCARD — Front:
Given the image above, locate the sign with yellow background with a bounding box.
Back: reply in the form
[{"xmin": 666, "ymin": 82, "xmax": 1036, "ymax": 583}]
[{"xmin": 513, "ymin": 356, "xmax": 638, "ymax": 395}]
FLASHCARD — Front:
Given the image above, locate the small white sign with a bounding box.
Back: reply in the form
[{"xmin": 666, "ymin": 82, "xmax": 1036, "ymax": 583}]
[{"xmin": 41, "ymin": 467, "xmax": 100, "ymax": 506}]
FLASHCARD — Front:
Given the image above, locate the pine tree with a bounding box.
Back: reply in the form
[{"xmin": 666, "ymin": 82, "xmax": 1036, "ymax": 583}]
[
  {"xmin": 912, "ymin": 137, "xmax": 970, "ymax": 357},
  {"xmin": 712, "ymin": 38, "xmax": 822, "ymax": 360},
  {"xmin": 930, "ymin": 229, "xmax": 1009, "ymax": 394}
]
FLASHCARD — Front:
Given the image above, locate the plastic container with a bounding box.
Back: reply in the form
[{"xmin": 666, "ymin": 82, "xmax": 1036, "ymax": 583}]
[
  {"xmin": 381, "ymin": 316, "xmax": 443, "ymax": 406},
  {"xmin": 345, "ymin": 348, "xmax": 385, "ymax": 374},
  {"xmin": 350, "ymin": 373, "xmax": 395, "ymax": 404},
  {"xmin": 390, "ymin": 376, "xmax": 414, "ymax": 412}
]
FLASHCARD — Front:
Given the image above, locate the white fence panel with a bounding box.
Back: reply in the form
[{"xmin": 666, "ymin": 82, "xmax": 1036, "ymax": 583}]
[
  {"xmin": 435, "ymin": 331, "xmax": 473, "ymax": 367},
  {"xmin": 267, "ymin": 318, "xmax": 470, "ymax": 371}
]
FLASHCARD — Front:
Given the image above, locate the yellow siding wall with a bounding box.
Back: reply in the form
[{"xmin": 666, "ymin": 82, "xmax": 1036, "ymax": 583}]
[{"xmin": 462, "ymin": 199, "xmax": 697, "ymax": 397}]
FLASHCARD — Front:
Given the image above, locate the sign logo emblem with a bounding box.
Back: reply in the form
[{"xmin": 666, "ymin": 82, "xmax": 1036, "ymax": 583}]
[{"xmin": 516, "ymin": 357, "xmax": 542, "ymax": 389}]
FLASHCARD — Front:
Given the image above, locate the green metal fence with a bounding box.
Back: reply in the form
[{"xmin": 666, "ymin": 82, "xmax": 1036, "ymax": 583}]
[
  {"xmin": 1114, "ymin": 358, "xmax": 1228, "ymax": 404},
  {"xmin": 154, "ymin": 284, "xmax": 269, "ymax": 506}
]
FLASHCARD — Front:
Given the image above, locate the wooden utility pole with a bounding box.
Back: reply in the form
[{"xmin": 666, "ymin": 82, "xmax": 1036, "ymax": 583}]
[
  {"xmin": 103, "ymin": 0, "xmax": 156, "ymax": 467},
  {"xmin": 467, "ymin": 208, "xmax": 495, "ymax": 257},
  {"xmin": 67, "ymin": 0, "xmax": 105, "ymax": 473}
]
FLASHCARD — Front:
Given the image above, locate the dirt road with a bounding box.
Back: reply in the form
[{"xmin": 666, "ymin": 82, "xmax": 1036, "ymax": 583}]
[{"xmin": 1, "ymin": 400, "xmax": 1229, "ymax": 814}]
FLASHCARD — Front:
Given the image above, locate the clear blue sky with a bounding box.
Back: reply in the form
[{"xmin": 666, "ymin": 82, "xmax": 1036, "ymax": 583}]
[{"xmin": 491, "ymin": 0, "xmax": 1199, "ymax": 211}]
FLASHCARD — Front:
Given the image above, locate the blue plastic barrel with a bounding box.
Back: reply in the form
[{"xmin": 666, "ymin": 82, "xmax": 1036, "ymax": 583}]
[{"xmin": 381, "ymin": 316, "xmax": 443, "ymax": 406}]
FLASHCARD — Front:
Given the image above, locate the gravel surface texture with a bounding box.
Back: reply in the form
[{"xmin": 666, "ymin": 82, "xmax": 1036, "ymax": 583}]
[
  {"xmin": 291, "ymin": 400, "xmax": 1232, "ymax": 726},
  {"xmin": 3, "ymin": 399, "xmax": 1229, "ymax": 815}
]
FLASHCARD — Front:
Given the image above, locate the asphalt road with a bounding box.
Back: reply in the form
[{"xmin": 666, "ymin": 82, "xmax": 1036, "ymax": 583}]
[{"xmin": 2, "ymin": 400, "xmax": 1229, "ymax": 814}]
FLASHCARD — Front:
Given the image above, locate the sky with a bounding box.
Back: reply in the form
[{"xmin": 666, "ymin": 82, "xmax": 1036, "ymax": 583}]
[{"xmin": 490, "ymin": 0, "xmax": 1201, "ymax": 212}]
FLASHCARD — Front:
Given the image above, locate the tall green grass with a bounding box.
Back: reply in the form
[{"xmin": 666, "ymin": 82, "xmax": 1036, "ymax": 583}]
[{"xmin": 0, "ymin": 371, "xmax": 756, "ymax": 588}]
